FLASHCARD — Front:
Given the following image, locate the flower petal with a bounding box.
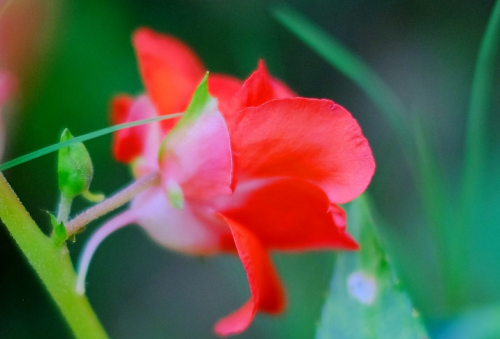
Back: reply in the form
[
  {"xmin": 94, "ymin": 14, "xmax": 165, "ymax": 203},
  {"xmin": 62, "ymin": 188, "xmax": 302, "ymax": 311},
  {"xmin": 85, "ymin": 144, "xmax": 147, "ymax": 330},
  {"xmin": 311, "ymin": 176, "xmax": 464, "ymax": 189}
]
[
  {"xmin": 160, "ymin": 93, "xmax": 232, "ymax": 204},
  {"xmin": 208, "ymin": 74, "xmax": 243, "ymax": 114},
  {"xmin": 271, "ymin": 78, "xmax": 296, "ymax": 99},
  {"xmin": 214, "ymin": 217, "xmax": 285, "ymax": 336},
  {"xmin": 226, "ymin": 98, "xmax": 375, "ymax": 203},
  {"xmin": 219, "ymin": 178, "xmax": 358, "ymax": 251},
  {"xmin": 112, "ymin": 95, "xmax": 161, "ymax": 168},
  {"xmin": 223, "ymin": 60, "xmax": 280, "ymax": 118},
  {"xmin": 132, "ymin": 187, "xmax": 230, "ymax": 255},
  {"xmin": 133, "ymin": 28, "xmax": 205, "ymax": 130},
  {"xmin": 110, "ymin": 94, "xmax": 134, "ymax": 125}
]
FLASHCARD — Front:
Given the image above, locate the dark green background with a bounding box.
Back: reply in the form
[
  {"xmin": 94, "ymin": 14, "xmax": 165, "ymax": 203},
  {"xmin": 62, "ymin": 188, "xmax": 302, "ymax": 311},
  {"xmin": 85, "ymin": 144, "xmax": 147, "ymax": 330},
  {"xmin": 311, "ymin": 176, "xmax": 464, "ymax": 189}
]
[{"xmin": 1, "ymin": 0, "xmax": 499, "ymax": 338}]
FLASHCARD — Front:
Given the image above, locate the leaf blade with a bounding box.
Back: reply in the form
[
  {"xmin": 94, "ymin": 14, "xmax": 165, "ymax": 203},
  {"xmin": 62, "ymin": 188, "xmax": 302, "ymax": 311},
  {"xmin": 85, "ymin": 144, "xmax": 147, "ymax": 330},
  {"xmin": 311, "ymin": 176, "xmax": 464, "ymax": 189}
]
[{"xmin": 316, "ymin": 195, "xmax": 428, "ymax": 339}]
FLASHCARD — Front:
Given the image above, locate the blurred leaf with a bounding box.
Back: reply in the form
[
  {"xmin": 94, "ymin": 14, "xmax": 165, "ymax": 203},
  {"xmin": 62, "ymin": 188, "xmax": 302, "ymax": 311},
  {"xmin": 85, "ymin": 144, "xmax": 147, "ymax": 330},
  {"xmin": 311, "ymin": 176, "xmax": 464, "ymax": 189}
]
[
  {"xmin": 462, "ymin": 0, "xmax": 500, "ymax": 215},
  {"xmin": 433, "ymin": 305, "xmax": 500, "ymax": 339},
  {"xmin": 273, "ymin": 6, "xmax": 412, "ymax": 157},
  {"xmin": 412, "ymin": 112, "xmax": 457, "ymax": 303},
  {"xmin": 316, "ymin": 195, "xmax": 428, "ymax": 339}
]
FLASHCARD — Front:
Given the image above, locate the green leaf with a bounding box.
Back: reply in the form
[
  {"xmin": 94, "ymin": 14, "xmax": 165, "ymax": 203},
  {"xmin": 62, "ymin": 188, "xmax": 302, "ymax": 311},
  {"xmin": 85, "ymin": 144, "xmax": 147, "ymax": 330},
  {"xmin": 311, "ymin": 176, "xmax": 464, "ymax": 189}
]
[
  {"xmin": 49, "ymin": 212, "xmax": 68, "ymax": 247},
  {"xmin": 58, "ymin": 129, "xmax": 94, "ymax": 199},
  {"xmin": 316, "ymin": 195, "xmax": 428, "ymax": 339},
  {"xmin": 436, "ymin": 304, "xmax": 500, "ymax": 339},
  {"xmin": 177, "ymin": 73, "xmax": 216, "ymax": 127},
  {"xmin": 159, "ymin": 73, "xmax": 218, "ymax": 157}
]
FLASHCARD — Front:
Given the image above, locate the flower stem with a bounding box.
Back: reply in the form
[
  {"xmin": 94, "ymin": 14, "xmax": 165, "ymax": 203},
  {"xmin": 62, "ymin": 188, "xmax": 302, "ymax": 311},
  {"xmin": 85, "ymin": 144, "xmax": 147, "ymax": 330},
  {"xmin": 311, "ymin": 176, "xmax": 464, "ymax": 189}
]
[
  {"xmin": 0, "ymin": 172, "xmax": 109, "ymax": 339},
  {"xmin": 76, "ymin": 211, "xmax": 135, "ymax": 295},
  {"xmin": 57, "ymin": 194, "xmax": 73, "ymax": 224},
  {"xmin": 66, "ymin": 171, "xmax": 160, "ymax": 236}
]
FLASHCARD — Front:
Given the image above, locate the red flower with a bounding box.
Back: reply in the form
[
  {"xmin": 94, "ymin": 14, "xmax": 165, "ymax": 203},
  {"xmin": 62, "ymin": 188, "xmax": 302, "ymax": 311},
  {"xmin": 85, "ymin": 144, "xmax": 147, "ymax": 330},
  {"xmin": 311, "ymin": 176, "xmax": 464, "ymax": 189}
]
[{"xmin": 107, "ymin": 28, "xmax": 375, "ymax": 336}]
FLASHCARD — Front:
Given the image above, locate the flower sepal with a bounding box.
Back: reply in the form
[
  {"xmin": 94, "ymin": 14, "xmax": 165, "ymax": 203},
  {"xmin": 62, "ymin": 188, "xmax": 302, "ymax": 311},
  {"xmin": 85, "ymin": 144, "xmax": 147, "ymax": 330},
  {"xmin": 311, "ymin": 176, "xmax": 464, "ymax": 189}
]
[
  {"xmin": 48, "ymin": 212, "xmax": 68, "ymax": 247},
  {"xmin": 58, "ymin": 128, "xmax": 94, "ymax": 200}
]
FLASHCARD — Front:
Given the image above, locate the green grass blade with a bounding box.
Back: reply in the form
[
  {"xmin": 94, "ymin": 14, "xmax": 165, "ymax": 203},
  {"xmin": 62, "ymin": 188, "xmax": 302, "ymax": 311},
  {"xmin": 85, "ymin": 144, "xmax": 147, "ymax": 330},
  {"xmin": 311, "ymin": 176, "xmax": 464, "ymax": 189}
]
[
  {"xmin": 412, "ymin": 112, "xmax": 458, "ymax": 306},
  {"xmin": 273, "ymin": 6, "xmax": 412, "ymax": 154},
  {"xmin": 0, "ymin": 113, "xmax": 182, "ymax": 171},
  {"xmin": 462, "ymin": 0, "xmax": 500, "ymax": 214},
  {"xmin": 456, "ymin": 0, "xmax": 500, "ymax": 304}
]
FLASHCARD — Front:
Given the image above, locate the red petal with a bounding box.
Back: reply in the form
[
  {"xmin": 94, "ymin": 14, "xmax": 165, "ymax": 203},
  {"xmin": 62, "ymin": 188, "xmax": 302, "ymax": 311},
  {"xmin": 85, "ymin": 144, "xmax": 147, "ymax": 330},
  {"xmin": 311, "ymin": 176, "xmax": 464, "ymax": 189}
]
[
  {"xmin": 214, "ymin": 217, "xmax": 285, "ymax": 336},
  {"xmin": 208, "ymin": 74, "xmax": 242, "ymax": 114},
  {"xmin": 110, "ymin": 94, "xmax": 134, "ymax": 125},
  {"xmin": 225, "ymin": 60, "xmax": 275, "ymax": 115},
  {"xmin": 271, "ymin": 78, "xmax": 296, "ymax": 99},
  {"xmin": 219, "ymin": 178, "xmax": 358, "ymax": 251},
  {"xmin": 220, "ymin": 60, "xmax": 296, "ymax": 118},
  {"xmin": 132, "ymin": 28, "xmax": 205, "ymax": 131},
  {"xmin": 227, "ymin": 98, "xmax": 375, "ymax": 203},
  {"xmin": 112, "ymin": 96, "xmax": 160, "ymax": 164}
]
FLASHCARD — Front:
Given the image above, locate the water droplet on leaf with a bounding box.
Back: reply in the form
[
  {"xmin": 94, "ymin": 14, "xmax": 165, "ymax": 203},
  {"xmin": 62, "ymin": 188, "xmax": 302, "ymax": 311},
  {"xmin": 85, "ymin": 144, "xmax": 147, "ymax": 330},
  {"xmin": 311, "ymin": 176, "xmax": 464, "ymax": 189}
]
[{"xmin": 347, "ymin": 271, "xmax": 377, "ymax": 305}]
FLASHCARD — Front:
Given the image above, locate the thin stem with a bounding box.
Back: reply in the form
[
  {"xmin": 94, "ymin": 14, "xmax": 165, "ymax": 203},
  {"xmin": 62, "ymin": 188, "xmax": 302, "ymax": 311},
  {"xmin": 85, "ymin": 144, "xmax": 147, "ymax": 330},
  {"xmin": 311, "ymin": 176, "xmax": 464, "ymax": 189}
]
[
  {"xmin": 76, "ymin": 211, "xmax": 135, "ymax": 295},
  {"xmin": 66, "ymin": 171, "xmax": 160, "ymax": 236},
  {"xmin": 57, "ymin": 194, "xmax": 73, "ymax": 224},
  {"xmin": 0, "ymin": 112, "xmax": 182, "ymax": 171},
  {"xmin": 0, "ymin": 172, "xmax": 109, "ymax": 339}
]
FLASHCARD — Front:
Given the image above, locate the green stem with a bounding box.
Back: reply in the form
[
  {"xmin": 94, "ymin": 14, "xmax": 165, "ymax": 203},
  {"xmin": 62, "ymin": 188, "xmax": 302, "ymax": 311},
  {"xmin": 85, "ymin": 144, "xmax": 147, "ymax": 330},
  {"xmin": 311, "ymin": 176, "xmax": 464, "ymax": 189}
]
[
  {"xmin": 0, "ymin": 173, "xmax": 109, "ymax": 339},
  {"xmin": 57, "ymin": 194, "xmax": 73, "ymax": 224}
]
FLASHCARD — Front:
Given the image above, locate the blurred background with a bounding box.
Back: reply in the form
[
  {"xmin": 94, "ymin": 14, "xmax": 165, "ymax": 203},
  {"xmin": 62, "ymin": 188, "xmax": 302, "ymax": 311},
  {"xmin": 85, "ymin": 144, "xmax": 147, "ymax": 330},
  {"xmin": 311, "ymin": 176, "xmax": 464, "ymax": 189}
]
[{"xmin": 1, "ymin": 0, "xmax": 499, "ymax": 338}]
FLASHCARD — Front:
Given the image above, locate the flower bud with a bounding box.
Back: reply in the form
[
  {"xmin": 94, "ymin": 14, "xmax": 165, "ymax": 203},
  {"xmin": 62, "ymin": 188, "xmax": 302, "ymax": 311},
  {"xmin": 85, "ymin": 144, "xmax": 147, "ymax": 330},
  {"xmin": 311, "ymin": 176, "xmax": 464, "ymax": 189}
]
[{"xmin": 58, "ymin": 129, "xmax": 94, "ymax": 199}]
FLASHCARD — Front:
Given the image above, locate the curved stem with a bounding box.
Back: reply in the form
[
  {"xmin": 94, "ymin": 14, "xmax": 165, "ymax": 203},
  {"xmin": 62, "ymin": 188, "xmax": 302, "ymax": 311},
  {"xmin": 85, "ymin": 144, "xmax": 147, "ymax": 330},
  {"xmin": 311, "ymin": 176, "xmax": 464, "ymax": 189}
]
[
  {"xmin": 0, "ymin": 112, "xmax": 182, "ymax": 171},
  {"xmin": 76, "ymin": 211, "xmax": 135, "ymax": 295},
  {"xmin": 0, "ymin": 173, "xmax": 109, "ymax": 339},
  {"xmin": 66, "ymin": 171, "xmax": 160, "ymax": 236}
]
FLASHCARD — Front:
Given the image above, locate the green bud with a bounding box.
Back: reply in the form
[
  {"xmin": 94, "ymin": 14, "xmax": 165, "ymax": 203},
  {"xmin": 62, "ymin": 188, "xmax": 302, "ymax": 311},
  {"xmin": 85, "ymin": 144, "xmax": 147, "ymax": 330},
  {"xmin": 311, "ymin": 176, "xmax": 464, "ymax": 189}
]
[{"xmin": 58, "ymin": 128, "xmax": 94, "ymax": 199}]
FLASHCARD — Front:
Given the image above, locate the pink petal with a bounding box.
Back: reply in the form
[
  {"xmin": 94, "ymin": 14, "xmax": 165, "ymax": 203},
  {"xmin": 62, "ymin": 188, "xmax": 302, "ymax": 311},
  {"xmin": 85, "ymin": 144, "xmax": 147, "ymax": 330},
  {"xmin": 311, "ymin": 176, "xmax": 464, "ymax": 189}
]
[
  {"xmin": 160, "ymin": 102, "xmax": 233, "ymax": 204},
  {"xmin": 132, "ymin": 187, "xmax": 230, "ymax": 255}
]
